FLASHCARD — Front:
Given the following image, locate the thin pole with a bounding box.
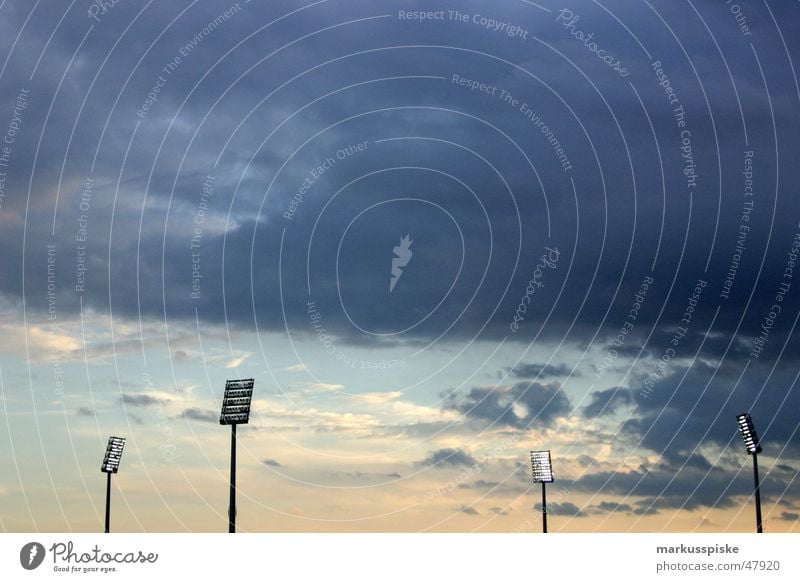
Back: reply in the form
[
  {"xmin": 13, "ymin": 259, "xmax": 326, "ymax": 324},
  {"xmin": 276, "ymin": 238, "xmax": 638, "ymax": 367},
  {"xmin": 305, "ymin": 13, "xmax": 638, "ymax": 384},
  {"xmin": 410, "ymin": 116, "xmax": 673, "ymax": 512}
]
[
  {"xmin": 104, "ymin": 472, "xmax": 111, "ymax": 533},
  {"xmin": 753, "ymin": 454, "xmax": 763, "ymax": 533},
  {"xmin": 541, "ymin": 482, "xmax": 548, "ymax": 534},
  {"xmin": 229, "ymin": 423, "xmax": 236, "ymax": 533}
]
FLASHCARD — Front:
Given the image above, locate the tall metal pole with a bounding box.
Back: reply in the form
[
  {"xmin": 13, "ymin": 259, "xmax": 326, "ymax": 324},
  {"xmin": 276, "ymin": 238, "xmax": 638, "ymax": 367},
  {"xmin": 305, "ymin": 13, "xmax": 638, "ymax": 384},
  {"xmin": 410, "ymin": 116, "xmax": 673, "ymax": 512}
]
[
  {"xmin": 753, "ymin": 453, "xmax": 763, "ymax": 533},
  {"xmin": 541, "ymin": 482, "xmax": 548, "ymax": 534},
  {"xmin": 229, "ymin": 423, "xmax": 237, "ymax": 533},
  {"xmin": 104, "ymin": 472, "xmax": 111, "ymax": 533}
]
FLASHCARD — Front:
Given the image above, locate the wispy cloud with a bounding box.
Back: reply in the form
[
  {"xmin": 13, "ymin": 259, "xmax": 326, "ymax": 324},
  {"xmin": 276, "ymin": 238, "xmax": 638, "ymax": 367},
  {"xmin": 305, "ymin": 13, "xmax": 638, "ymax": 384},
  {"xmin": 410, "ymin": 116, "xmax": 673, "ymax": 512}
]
[
  {"xmin": 225, "ymin": 353, "xmax": 252, "ymax": 369},
  {"xmin": 416, "ymin": 448, "xmax": 477, "ymax": 468},
  {"xmin": 121, "ymin": 393, "xmax": 168, "ymax": 407},
  {"xmin": 179, "ymin": 408, "xmax": 218, "ymax": 423}
]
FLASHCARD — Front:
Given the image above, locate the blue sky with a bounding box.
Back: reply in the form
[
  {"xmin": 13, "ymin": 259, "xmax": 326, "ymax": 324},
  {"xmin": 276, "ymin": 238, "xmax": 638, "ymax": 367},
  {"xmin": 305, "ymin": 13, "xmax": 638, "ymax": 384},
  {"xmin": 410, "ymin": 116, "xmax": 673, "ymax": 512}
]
[{"xmin": 0, "ymin": 0, "xmax": 799, "ymax": 532}]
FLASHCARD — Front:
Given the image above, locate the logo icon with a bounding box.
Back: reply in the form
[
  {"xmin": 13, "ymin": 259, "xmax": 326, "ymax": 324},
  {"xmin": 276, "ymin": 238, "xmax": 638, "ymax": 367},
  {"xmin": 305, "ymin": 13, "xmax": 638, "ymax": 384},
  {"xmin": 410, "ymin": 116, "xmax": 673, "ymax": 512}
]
[
  {"xmin": 390, "ymin": 234, "xmax": 413, "ymax": 293},
  {"xmin": 20, "ymin": 542, "xmax": 45, "ymax": 570}
]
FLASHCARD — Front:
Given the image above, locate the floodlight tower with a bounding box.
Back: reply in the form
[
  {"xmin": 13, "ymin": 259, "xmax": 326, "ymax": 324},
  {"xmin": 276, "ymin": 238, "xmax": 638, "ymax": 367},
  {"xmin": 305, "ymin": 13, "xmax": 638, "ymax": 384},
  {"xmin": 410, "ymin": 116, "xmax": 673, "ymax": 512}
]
[
  {"xmin": 220, "ymin": 378, "xmax": 255, "ymax": 533},
  {"xmin": 100, "ymin": 436, "xmax": 126, "ymax": 533},
  {"xmin": 736, "ymin": 413, "xmax": 763, "ymax": 533},
  {"xmin": 530, "ymin": 450, "xmax": 554, "ymax": 533}
]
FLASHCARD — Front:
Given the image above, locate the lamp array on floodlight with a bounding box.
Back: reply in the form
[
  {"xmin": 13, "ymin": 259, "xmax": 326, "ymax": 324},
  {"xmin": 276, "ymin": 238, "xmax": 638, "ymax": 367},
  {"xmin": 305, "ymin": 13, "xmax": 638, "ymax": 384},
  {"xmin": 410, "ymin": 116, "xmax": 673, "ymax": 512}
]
[
  {"xmin": 530, "ymin": 450, "xmax": 554, "ymax": 483},
  {"xmin": 220, "ymin": 379, "xmax": 255, "ymax": 425},
  {"xmin": 101, "ymin": 436, "xmax": 126, "ymax": 474},
  {"xmin": 736, "ymin": 413, "xmax": 762, "ymax": 455}
]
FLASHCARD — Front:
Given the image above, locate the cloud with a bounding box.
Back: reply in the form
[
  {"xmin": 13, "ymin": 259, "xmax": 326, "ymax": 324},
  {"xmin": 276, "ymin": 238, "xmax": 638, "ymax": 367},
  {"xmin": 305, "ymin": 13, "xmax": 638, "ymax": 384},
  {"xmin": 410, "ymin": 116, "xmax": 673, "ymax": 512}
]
[
  {"xmin": 0, "ymin": 0, "xmax": 796, "ymax": 369},
  {"xmin": 591, "ymin": 501, "xmax": 632, "ymax": 513},
  {"xmin": 225, "ymin": 354, "xmax": 251, "ymax": 369},
  {"xmin": 623, "ymin": 364, "xmax": 800, "ymax": 462},
  {"xmin": 509, "ymin": 363, "xmax": 577, "ymax": 379},
  {"xmin": 582, "ymin": 387, "xmax": 632, "ymax": 418},
  {"xmin": 121, "ymin": 393, "xmax": 167, "ymax": 407},
  {"xmin": 459, "ymin": 479, "xmax": 501, "ymax": 490},
  {"xmin": 416, "ymin": 448, "xmax": 477, "ymax": 468},
  {"xmin": 459, "ymin": 505, "xmax": 479, "ymax": 515},
  {"xmin": 534, "ymin": 501, "xmax": 585, "ymax": 516},
  {"xmin": 76, "ymin": 406, "xmax": 95, "ymax": 417},
  {"xmin": 302, "ymin": 383, "xmax": 344, "ymax": 393},
  {"xmin": 0, "ymin": 322, "xmax": 80, "ymax": 362},
  {"xmin": 577, "ymin": 455, "xmax": 599, "ymax": 468},
  {"xmin": 779, "ymin": 512, "xmax": 800, "ymax": 522},
  {"xmin": 563, "ymin": 457, "xmax": 798, "ymax": 512},
  {"xmin": 489, "ymin": 506, "xmax": 509, "ymax": 516},
  {"xmin": 262, "ymin": 458, "xmax": 282, "ymax": 467},
  {"xmin": 339, "ymin": 471, "xmax": 403, "ymax": 480},
  {"xmin": 285, "ymin": 364, "xmax": 308, "ymax": 372},
  {"xmin": 180, "ymin": 408, "xmax": 218, "ymax": 423},
  {"xmin": 445, "ymin": 382, "xmax": 571, "ymax": 429}
]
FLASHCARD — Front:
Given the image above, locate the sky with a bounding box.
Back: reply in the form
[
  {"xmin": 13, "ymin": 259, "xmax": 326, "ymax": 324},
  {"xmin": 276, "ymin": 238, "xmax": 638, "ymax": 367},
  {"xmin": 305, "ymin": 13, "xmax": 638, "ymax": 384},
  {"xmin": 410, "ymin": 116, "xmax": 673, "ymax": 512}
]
[{"xmin": 0, "ymin": 0, "xmax": 799, "ymax": 533}]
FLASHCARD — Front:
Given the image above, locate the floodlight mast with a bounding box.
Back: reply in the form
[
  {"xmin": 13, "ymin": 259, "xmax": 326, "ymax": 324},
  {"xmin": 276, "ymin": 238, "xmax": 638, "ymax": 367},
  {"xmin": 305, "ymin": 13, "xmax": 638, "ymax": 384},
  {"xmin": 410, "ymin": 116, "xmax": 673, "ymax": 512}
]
[
  {"xmin": 530, "ymin": 450, "xmax": 554, "ymax": 534},
  {"xmin": 736, "ymin": 413, "xmax": 763, "ymax": 533},
  {"xmin": 220, "ymin": 379, "xmax": 254, "ymax": 533},
  {"xmin": 541, "ymin": 481, "xmax": 547, "ymax": 534},
  {"xmin": 100, "ymin": 436, "xmax": 126, "ymax": 533},
  {"xmin": 230, "ymin": 423, "xmax": 236, "ymax": 533},
  {"xmin": 105, "ymin": 472, "xmax": 111, "ymax": 533}
]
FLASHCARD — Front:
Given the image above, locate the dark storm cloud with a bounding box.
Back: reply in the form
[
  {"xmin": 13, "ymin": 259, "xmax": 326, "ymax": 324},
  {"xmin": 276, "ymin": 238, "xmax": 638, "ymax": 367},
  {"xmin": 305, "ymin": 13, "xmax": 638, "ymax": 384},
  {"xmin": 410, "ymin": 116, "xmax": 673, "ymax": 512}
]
[
  {"xmin": 444, "ymin": 382, "xmax": 571, "ymax": 429},
  {"xmin": 622, "ymin": 362, "xmax": 800, "ymax": 462},
  {"xmin": 582, "ymin": 386, "xmax": 632, "ymax": 418},
  {"xmin": 0, "ymin": 0, "xmax": 796, "ymax": 363},
  {"xmin": 416, "ymin": 448, "xmax": 477, "ymax": 468},
  {"xmin": 508, "ymin": 362, "xmax": 577, "ymax": 379},
  {"xmin": 564, "ymin": 457, "xmax": 797, "ymax": 511},
  {"xmin": 601, "ymin": 364, "xmax": 800, "ymax": 510}
]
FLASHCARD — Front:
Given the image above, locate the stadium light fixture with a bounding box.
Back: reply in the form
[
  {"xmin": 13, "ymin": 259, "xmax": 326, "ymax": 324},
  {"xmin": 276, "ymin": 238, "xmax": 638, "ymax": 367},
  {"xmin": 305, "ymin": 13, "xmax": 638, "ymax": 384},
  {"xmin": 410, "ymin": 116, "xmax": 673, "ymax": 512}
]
[
  {"xmin": 100, "ymin": 436, "xmax": 126, "ymax": 533},
  {"xmin": 220, "ymin": 378, "xmax": 254, "ymax": 533},
  {"xmin": 530, "ymin": 450, "xmax": 554, "ymax": 533},
  {"xmin": 736, "ymin": 413, "xmax": 763, "ymax": 533}
]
